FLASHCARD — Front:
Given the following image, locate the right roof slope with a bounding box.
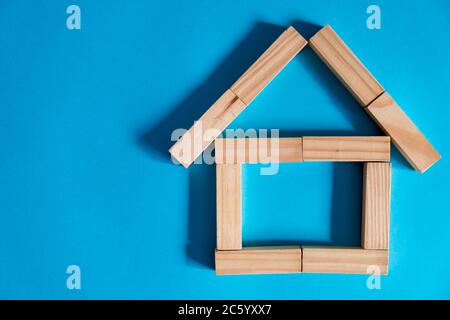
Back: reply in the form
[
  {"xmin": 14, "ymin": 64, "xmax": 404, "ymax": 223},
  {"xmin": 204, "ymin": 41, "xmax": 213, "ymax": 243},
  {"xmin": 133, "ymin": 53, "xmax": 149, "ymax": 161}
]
[{"xmin": 310, "ymin": 25, "xmax": 440, "ymax": 173}]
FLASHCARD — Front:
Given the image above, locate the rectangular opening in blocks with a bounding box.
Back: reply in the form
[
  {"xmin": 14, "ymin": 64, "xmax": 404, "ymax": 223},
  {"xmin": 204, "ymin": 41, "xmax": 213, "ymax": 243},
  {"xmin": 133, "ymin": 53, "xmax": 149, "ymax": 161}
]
[{"xmin": 242, "ymin": 162, "xmax": 362, "ymax": 247}]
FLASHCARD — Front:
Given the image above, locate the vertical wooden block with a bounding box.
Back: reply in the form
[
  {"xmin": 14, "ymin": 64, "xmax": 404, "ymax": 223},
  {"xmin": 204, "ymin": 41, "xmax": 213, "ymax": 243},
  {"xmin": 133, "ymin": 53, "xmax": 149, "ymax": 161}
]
[
  {"xmin": 215, "ymin": 247, "xmax": 302, "ymax": 275},
  {"xmin": 216, "ymin": 164, "xmax": 242, "ymax": 250},
  {"xmin": 215, "ymin": 138, "xmax": 303, "ymax": 164},
  {"xmin": 362, "ymin": 163, "xmax": 391, "ymax": 250},
  {"xmin": 302, "ymin": 247, "xmax": 388, "ymax": 274},
  {"xmin": 169, "ymin": 90, "xmax": 246, "ymax": 168},
  {"xmin": 302, "ymin": 136, "xmax": 390, "ymax": 162},
  {"xmin": 366, "ymin": 92, "xmax": 440, "ymax": 173},
  {"xmin": 231, "ymin": 26, "xmax": 307, "ymax": 105},
  {"xmin": 309, "ymin": 25, "xmax": 384, "ymax": 107}
]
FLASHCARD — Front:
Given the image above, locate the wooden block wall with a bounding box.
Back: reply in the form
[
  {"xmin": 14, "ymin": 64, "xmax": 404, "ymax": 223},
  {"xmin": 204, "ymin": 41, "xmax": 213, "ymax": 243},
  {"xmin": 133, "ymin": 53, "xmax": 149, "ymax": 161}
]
[
  {"xmin": 362, "ymin": 162, "xmax": 391, "ymax": 250},
  {"xmin": 302, "ymin": 136, "xmax": 390, "ymax": 162},
  {"xmin": 215, "ymin": 138, "xmax": 303, "ymax": 164},
  {"xmin": 216, "ymin": 164, "xmax": 242, "ymax": 250},
  {"xmin": 302, "ymin": 247, "xmax": 388, "ymax": 274},
  {"xmin": 215, "ymin": 247, "xmax": 302, "ymax": 275}
]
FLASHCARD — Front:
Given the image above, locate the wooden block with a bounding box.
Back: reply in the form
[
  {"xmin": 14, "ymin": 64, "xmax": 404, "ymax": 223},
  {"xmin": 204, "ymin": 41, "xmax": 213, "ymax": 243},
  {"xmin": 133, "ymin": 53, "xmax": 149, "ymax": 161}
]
[
  {"xmin": 215, "ymin": 138, "xmax": 303, "ymax": 164},
  {"xmin": 169, "ymin": 90, "xmax": 246, "ymax": 168},
  {"xmin": 215, "ymin": 247, "xmax": 302, "ymax": 275},
  {"xmin": 216, "ymin": 164, "xmax": 242, "ymax": 250},
  {"xmin": 302, "ymin": 136, "xmax": 390, "ymax": 162},
  {"xmin": 309, "ymin": 25, "xmax": 384, "ymax": 107},
  {"xmin": 366, "ymin": 92, "xmax": 441, "ymax": 173},
  {"xmin": 362, "ymin": 163, "xmax": 391, "ymax": 250},
  {"xmin": 302, "ymin": 247, "xmax": 388, "ymax": 274},
  {"xmin": 230, "ymin": 26, "xmax": 307, "ymax": 105}
]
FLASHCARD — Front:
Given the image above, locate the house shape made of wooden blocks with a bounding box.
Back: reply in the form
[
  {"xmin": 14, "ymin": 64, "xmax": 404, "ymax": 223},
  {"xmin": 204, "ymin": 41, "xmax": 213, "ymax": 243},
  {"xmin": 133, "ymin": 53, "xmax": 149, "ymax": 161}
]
[{"xmin": 169, "ymin": 25, "xmax": 440, "ymax": 275}]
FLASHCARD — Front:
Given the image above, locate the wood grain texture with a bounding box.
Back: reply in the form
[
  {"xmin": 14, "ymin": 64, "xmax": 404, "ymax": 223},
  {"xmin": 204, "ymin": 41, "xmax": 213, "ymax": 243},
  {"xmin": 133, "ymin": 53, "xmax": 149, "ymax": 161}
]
[
  {"xmin": 215, "ymin": 138, "xmax": 303, "ymax": 164},
  {"xmin": 302, "ymin": 247, "xmax": 388, "ymax": 274},
  {"xmin": 302, "ymin": 136, "xmax": 390, "ymax": 162},
  {"xmin": 362, "ymin": 163, "xmax": 391, "ymax": 250},
  {"xmin": 215, "ymin": 247, "xmax": 302, "ymax": 275},
  {"xmin": 309, "ymin": 25, "xmax": 384, "ymax": 107},
  {"xmin": 169, "ymin": 90, "xmax": 246, "ymax": 168},
  {"xmin": 216, "ymin": 164, "xmax": 242, "ymax": 250},
  {"xmin": 230, "ymin": 26, "xmax": 307, "ymax": 105},
  {"xmin": 366, "ymin": 92, "xmax": 441, "ymax": 173}
]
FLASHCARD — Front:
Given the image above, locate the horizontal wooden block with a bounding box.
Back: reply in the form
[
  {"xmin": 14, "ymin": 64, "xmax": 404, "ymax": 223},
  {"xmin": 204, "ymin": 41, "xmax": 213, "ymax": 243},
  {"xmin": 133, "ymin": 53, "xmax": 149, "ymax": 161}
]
[
  {"xmin": 310, "ymin": 25, "xmax": 384, "ymax": 107},
  {"xmin": 231, "ymin": 26, "xmax": 307, "ymax": 105},
  {"xmin": 302, "ymin": 247, "xmax": 388, "ymax": 274},
  {"xmin": 215, "ymin": 138, "xmax": 303, "ymax": 164},
  {"xmin": 216, "ymin": 164, "xmax": 242, "ymax": 250},
  {"xmin": 169, "ymin": 90, "xmax": 246, "ymax": 168},
  {"xmin": 366, "ymin": 92, "xmax": 440, "ymax": 173},
  {"xmin": 362, "ymin": 163, "xmax": 391, "ymax": 250},
  {"xmin": 215, "ymin": 247, "xmax": 302, "ymax": 275},
  {"xmin": 302, "ymin": 136, "xmax": 390, "ymax": 162}
]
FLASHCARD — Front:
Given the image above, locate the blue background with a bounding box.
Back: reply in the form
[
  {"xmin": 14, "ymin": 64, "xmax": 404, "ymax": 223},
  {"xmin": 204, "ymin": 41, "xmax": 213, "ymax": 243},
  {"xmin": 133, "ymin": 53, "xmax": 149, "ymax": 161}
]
[{"xmin": 0, "ymin": 0, "xmax": 449, "ymax": 299}]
